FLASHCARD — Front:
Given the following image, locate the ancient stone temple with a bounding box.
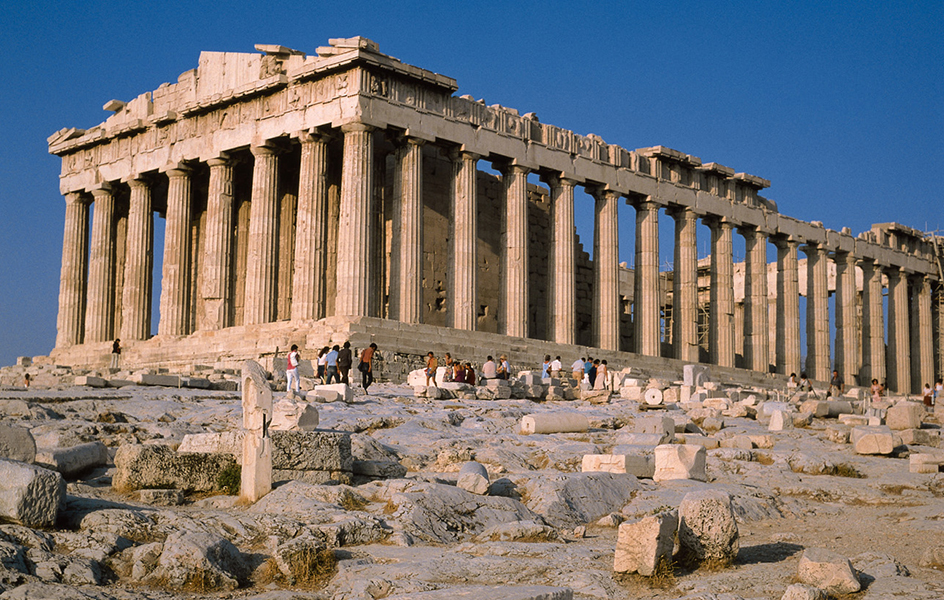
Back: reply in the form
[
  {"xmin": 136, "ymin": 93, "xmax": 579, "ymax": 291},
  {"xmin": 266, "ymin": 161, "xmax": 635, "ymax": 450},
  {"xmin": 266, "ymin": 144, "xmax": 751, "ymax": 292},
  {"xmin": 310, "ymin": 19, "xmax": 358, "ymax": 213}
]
[{"xmin": 49, "ymin": 37, "xmax": 943, "ymax": 393}]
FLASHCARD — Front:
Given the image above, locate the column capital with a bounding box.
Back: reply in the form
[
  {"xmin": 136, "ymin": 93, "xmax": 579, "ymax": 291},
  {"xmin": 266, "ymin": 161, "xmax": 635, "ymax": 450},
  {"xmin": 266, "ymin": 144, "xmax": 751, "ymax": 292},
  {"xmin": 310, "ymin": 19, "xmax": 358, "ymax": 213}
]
[
  {"xmin": 295, "ymin": 127, "xmax": 334, "ymax": 144},
  {"xmin": 448, "ymin": 147, "xmax": 482, "ymax": 162},
  {"xmin": 340, "ymin": 121, "xmax": 375, "ymax": 134},
  {"xmin": 160, "ymin": 162, "xmax": 193, "ymax": 177},
  {"xmin": 90, "ymin": 185, "xmax": 114, "ymax": 199},
  {"xmin": 63, "ymin": 191, "xmax": 87, "ymax": 205},
  {"xmin": 666, "ymin": 204, "xmax": 696, "ymax": 220},
  {"xmin": 771, "ymin": 234, "xmax": 799, "ymax": 249},
  {"xmin": 539, "ymin": 172, "xmax": 579, "ymax": 187},
  {"xmin": 250, "ymin": 143, "xmax": 282, "ymax": 157},
  {"xmin": 125, "ymin": 177, "xmax": 152, "ymax": 191},
  {"xmin": 497, "ymin": 162, "xmax": 530, "ymax": 177},
  {"xmin": 206, "ymin": 154, "xmax": 233, "ymax": 168},
  {"xmin": 632, "ymin": 197, "xmax": 660, "ymax": 211}
]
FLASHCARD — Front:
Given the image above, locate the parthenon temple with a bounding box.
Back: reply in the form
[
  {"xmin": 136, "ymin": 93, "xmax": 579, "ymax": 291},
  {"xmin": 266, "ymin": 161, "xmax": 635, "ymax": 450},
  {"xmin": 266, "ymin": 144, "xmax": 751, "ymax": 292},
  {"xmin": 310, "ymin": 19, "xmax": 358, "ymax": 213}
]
[{"xmin": 49, "ymin": 37, "xmax": 944, "ymax": 393}]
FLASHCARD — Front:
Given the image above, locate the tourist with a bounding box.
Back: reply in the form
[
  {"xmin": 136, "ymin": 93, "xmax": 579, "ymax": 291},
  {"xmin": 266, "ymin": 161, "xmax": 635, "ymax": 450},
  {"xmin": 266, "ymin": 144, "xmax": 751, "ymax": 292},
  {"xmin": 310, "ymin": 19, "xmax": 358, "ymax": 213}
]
[
  {"xmin": 594, "ymin": 359, "xmax": 608, "ymax": 390},
  {"xmin": 111, "ymin": 339, "xmax": 121, "ymax": 369},
  {"xmin": 317, "ymin": 347, "xmax": 329, "ymax": 382},
  {"xmin": 584, "ymin": 357, "xmax": 593, "ymax": 382},
  {"xmin": 550, "ymin": 356, "xmax": 562, "ymax": 378},
  {"xmin": 443, "ymin": 353, "xmax": 454, "ymax": 382},
  {"xmin": 923, "ymin": 383, "xmax": 933, "ymax": 408},
  {"xmin": 338, "ymin": 341, "xmax": 353, "ymax": 385},
  {"xmin": 325, "ymin": 345, "xmax": 340, "ymax": 384},
  {"xmin": 827, "ymin": 370, "xmax": 844, "ymax": 398},
  {"xmin": 482, "ymin": 356, "xmax": 497, "ymax": 381},
  {"xmin": 452, "ymin": 360, "xmax": 466, "ymax": 383},
  {"xmin": 359, "ymin": 343, "xmax": 377, "ymax": 392},
  {"xmin": 286, "ymin": 344, "xmax": 300, "ymax": 395},
  {"xmin": 463, "ymin": 362, "xmax": 476, "ymax": 385},
  {"xmin": 571, "ymin": 357, "xmax": 584, "ymax": 381},
  {"xmin": 497, "ymin": 354, "xmax": 510, "ymax": 380},
  {"xmin": 589, "ymin": 359, "xmax": 599, "ymax": 387},
  {"xmin": 23, "ymin": 373, "xmax": 30, "ymax": 389},
  {"xmin": 870, "ymin": 378, "xmax": 883, "ymax": 402},
  {"xmin": 934, "ymin": 379, "xmax": 943, "ymax": 406},
  {"xmin": 541, "ymin": 355, "xmax": 551, "ymax": 379},
  {"xmin": 798, "ymin": 373, "xmax": 813, "ymax": 393},
  {"xmin": 425, "ymin": 352, "xmax": 438, "ymax": 386},
  {"xmin": 788, "ymin": 373, "xmax": 798, "ymax": 386}
]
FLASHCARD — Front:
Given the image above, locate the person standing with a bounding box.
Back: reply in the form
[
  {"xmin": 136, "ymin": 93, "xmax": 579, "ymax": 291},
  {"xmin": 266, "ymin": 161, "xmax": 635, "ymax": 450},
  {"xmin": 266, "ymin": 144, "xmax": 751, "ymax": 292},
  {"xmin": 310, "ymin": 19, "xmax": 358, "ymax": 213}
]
[
  {"xmin": 316, "ymin": 347, "xmax": 329, "ymax": 382},
  {"xmin": 325, "ymin": 345, "xmax": 340, "ymax": 384},
  {"xmin": 571, "ymin": 357, "xmax": 584, "ymax": 382},
  {"xmin": 425, "ymin": 352, "xmax": 438, "ymax": 386},
  {"xmin": 111, "ymin": 339, "xmax": 121, "ymax": 369},
  {"xmin": 550, "ymin": 356, "xmax": 562, "ymax": 378},
  {"xmin": 338, "ymin": 341, "xmax": 353, "ymax": 385},
  {"xmin": 934, "ymin": 379, "xmax": 943, "ymax": 406},
  {"xmin": 359, "ymin": 343, "xmax": 377, "ymax": 393},
  {"xmin": 594, "ymin": 359, "xmax": 609, "ymax": 390},
  {"xmin": 828, "ymin": 370, "xmax": 844, "ymax": 398},
  {"xmin": 482, "ymin": 356, "xmax": 497, "ymax": 381},
  {"xmin": 286, "ymin": 345, "xmax": 300, "ymax": 395},
  {"xmin": 443, "ymin": 353, "xmax": 455, "ymax": 382},
  {"xmin": 541, "ymin": 355, "xmax": 551, "ymax": 379}
]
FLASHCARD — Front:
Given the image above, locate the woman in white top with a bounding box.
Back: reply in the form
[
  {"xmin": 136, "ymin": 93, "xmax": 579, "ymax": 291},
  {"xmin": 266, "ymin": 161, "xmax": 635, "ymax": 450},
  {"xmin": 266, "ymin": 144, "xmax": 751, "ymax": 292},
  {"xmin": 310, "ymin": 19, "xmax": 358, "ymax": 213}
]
[{"xmin": 593, "ymin": 360, "xmax": 609, "ymax": 390}]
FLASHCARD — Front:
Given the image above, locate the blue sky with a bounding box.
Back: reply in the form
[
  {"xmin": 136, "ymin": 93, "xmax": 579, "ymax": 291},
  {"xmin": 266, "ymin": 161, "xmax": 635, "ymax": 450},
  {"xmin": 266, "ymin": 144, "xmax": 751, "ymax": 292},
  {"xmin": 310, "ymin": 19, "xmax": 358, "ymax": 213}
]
[{"xmin": 0, "ymin": 1, "xmax": 941, "ymax": 366}]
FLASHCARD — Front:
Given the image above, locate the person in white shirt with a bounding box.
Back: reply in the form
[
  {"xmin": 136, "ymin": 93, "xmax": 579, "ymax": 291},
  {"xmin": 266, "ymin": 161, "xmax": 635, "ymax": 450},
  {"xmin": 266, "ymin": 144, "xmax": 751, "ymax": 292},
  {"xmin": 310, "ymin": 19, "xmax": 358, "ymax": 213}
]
[
  {"xmin": 286, "ymin": 345, "xmax": 300, "ymax": 394},
  {"xmin": 571, "ymin": 358, "xmax": 584, "ymax": 382},
  {"xmin": 550, "ymin": 356, "xmax": 562, "ymax": 378},
  {"xmin": 482, "ymin": 356, "xmax": 497, "ymax": 381}
]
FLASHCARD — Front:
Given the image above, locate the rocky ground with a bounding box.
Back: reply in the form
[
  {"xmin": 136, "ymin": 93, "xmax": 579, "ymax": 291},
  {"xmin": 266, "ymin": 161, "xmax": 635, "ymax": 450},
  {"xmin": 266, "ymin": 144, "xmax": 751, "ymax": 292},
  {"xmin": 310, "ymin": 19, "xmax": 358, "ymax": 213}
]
[{"xmin": 0, "ymin": 364, "xmax": 942, "ymax": 600}]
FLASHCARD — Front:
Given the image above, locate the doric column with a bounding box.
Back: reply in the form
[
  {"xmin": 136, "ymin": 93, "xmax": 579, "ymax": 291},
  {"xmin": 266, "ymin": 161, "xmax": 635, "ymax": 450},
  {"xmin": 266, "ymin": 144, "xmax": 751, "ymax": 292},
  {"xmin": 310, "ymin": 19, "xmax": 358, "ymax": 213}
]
[
  {"xmin": 56, "ymin": 192, "xmax": 89, "ymax": 347},
  {"xmin": 201, "ymin": 157, "xmax": 235, "ymax": 330},
  {"xmin": 292, "ymin": 133, "xmax": 329, "ymax": 321},
  {"xmin": 774, "ymin": 238, "xmax": 801, "ymax": 376},
  {"xmin": 886, "ymin": 267, "xmax": 911, "ymax": 393},
  {"xmin": 546, "ymin": 176, "xmax": 576, "ymax": 344},
  {"xmin": 390, "ymin": 137, "xmax": 424, "ymax": 323},
  {"xmin": 158, "ymin": 166, "xmax": 193, "ymax": 336},
  {"xmin": 803, "ymin": 243, "xmax": 830, "ymax": 381},
  {"xmin": 84, "ymin": 186, "xmax": 116, "ymax": 343},
  {"xmin": 335, "ymin": 123, "xmax": 374, "ymax": 317},
  {"xmin": 859, "ymin": 259, "xmax": 886, "ymax": 385},
  {"xmin": 634, "ymin": 199, "xmax": 660, "ymax": 356},
  {"xmin": 120, "ymin": 178, "xmax": 153, "ymax": 340},
  {"xmin": 834, "ymin": 252, "xmax": 858, "ymax": 384},
  {"xmin": 670, "ymin": 207, "xmax": 698, "ymax": 362},
  {"xmin": 244, "ymin": 145, "xmax": 281, "ymax": 325},
  {"xmin": 912, "ymin": 275, "xmax": 934, "ymax": 391},
  {"xmin": 708, "ymin": 218, "xmax": 735, "ymax": 367},
  {"xmin": 741, "ymin": 226, "xmax": 769, "ymax": 373},
  {"xmin": 500, "ymin": 164, "xmax": 529, "ymax": 338},
  {"xmin": 449, "ymin": 151, "xmax": 479, "ymax": 330},
  {"xmin": 593, "ymin": 189, "xmax": 620, "ymax": 350}
]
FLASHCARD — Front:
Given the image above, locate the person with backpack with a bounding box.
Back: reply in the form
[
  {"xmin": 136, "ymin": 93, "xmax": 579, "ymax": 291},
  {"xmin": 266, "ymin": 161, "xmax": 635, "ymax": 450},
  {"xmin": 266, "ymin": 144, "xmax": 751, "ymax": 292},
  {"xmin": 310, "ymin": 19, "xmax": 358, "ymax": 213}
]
[{"xmin": 286, "ymin": 345, "xmax": 300, "ymax": 395}]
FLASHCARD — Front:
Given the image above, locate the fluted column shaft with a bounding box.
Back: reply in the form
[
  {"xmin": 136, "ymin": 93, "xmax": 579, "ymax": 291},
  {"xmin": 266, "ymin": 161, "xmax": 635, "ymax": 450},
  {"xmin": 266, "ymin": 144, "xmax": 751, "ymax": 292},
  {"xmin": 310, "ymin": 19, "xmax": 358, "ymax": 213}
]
[
  {"xmin": 709, "ymin": 219, "xmax": 735, "ymax": 367},
  {"xmin": 671, "ymin": 207, "xmax": 698, "ymax": 361},
  {"xmin": 200, "ymin": 158, "xmax": 234, "ymax": 330},
  {"xmin": 547, "ymin": 176, "xmax": 575, "ymax": 344},
  {"xmin": 886, "ymin": 268, "xmax": 911, "ymax": 393},
  {"xmin": 913, "ymin": 276, "xmax": 934, "ymax": 390},
  {"xmin": 335, "ymin": 123, "xmax": 374, "ymax": 317},
  {"xmin": 56, "ymin": 192, "xmax": 89, "ymax": 347},
  {"xmin": 501, "ymin": 164, "xmax": 529, "ymax": 337},
  {"xmin": 85, "ymin": 187, "xmax": 116, "ymax": 343},
  {"xmin": 244, "ymin": 146, "xmax": 280, "ymax": 325},
  {"xmin": 390, "ymin": 138, "xmax": 424, "ymax": 323},
  {"xmin": 774, "ymin": 239, "xmax": 801, "ymax": 375},
  {"xmin": 634, "ymin": 200, "xmax": 660, "ymax": 356},
  {"xmin": 450, "ymin": 151, "xmax": 478, "ymax": 330},
  {"xmin": 860, "ymin": 260, "xmax": 886, "ymax": 384},
  {"xmin": 803, "ymin": 244, "xmax": 830, "ymax": 381},
  {"xmin": 741, "ymin": 227, "xmax": 769, "ymax": 373},
  {"xmin": 121, "ymin": 179, "xmax": 152, "ymax": 340},
  {"xmin": 158, "ymin": 168, "xmax": 193, "ymax": 336},
  {"xmin": 593, "ymin": 189, "xmax": 620, "ymax": 350},
  {"xmin": 834, "ymin": 252, "xmax": 858, "ymax": 384},
  {"xmin": 292, "ymin": 134, "xmax": 329, "ymax": 321}
]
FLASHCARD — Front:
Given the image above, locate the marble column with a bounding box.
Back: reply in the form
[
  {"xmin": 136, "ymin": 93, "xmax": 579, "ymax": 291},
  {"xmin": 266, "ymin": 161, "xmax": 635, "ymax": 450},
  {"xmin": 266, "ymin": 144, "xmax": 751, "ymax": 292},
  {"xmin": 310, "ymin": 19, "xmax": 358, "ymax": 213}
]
[
  {"xmin": 775, "ymin": 238, "xmax": 801, "ymax": 376},
  {"xmin": 546, "ymin": 176, "xmax": 576, "ymax": 344},
  {"xmin": 158, "ymin": 167, "xmax": 193, "ymax": 336},
  {"xmin": 913, "ymin": 275, "xmax": 934, "ymax": 391},
  {"xmin": 834, "ymin": 252, "xmax": 858, "ymax": 384},
  {"xmin": 859, "ymin": 260, "xmax": 886, "ymax": 385},
  {"xmin": 120, "ymin": 178, "xmax": 153, "ymax": 341},
  {"xmin": 84, "ymin": 186, "xmax": 116, "ymax": 343},
  {"xmin": 634, "ymin": 199, "xmax": 660, "ymax": 356},
  {"xmin": 671, "ymin": 207, "xmax": 698, "ymax": 362},
  {"xmin": 593, "ymin": 189, "xmax": 620, "ymax": 350},
  {"xmin": 292, "ymin": 133, "xmax": 329, "ymax": 321},
  {"xmin": 708, "ymin": 219, "xmax": 735, "ymax": 367},
  {"xmin": 335, "ymin": 123, "xmax": 374, "ymax": 317},
  {"xmin": 500, "ymin": 164, "xmax": 529, "ymax": 338},
  {"xmin": 803, "ymin": 244, "xmax": 830, "ymax": 381},
  {"xmin": 449, "ymin": 150, "xmax": 479, "ymax": 331},
  {"xmin": 886, "ymin": 268, "xmax": 911, "ymax": 393},
  {"xmin": 56, "ymin": 192, "xmax": 89, "ymax": 347},
  {"xmin": 244, "ymin": 145, "xmax": 280, "ymax": 325},
  {"xmin": 390, "ymin": 137, "xmax": 424, "ymax": 324},
  {"xmin": 201, "ymin": 158, "xmax": 234, "ymax": 330},
  {"xmin": 741, "ymin": 226, "xmax": 769, "ymax": 373}
]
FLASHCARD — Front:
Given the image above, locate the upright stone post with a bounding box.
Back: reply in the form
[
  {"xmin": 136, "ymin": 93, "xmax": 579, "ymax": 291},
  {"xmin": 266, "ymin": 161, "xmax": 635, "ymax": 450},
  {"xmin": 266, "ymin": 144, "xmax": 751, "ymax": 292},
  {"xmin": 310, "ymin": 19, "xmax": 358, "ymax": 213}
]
[
  {"xmin": 546, "ymin": 176, "xmax": 576, "ymax": 344},
  {"xmin": 449, "ymin": 150, "xmax": 479, "ymax": 331},
  {"xmin": 886, "ymin": 267, "xmax": 911, "ymax": 394},
  {"xmin": 240, "ymin": 360, "xmax": 272, "ymax": 503},
  {"xmin": 244, "ymin": 145, "xmax": 280, "ymax": 325},
  {"xmin": 803, "ymin": 244, "xmax": 830, "ymax": 381},
  {"xmin": 634, "ymin": 199, "xmax": 660, "ymax": 356},
  {"xmin": 202, "ymin": 157, "xmax": 235, "ymax": 330},
  {"xmin": 56, "ymin": 192, "xmax": 90, "ymax": 347},
  {"xmin": 671, "ymin": 207, "xmax": 698, "ymax": 362},
  {"xmin": 121, "ymin": 178, "xmax": 153, "ymax": 341},
  {"xmin": 860, "ymin": 260, "xmax": 886, "ymax": 385},
  {"xmin": 593, "ymin": 189, "xmax": 620, "ymax": 351},
  {"xmin": 158, "ymin": 166, "xmax": 193, "ymax": 336},
  {"xmin": 292, "ymin": 132, "xmax": 329, "ymax": 321},
  {"xmin": 834, "ymin": 252, "xmax": 858, "ymax": 384},
  {"xmin": 85, "ymin": 186, "xmax": 116, "ymax": 343},
  {"xmin": 335, "ymin": 123, "xmax": 374, "ymax": 317},
  {"xmin": 741, "ymin": 226, "xmax": 769, "ymax": 373},
  {"xmin": 775, "ymin": 237, "xmax": 801, "ymax": 376},
  {"xmin": 708, "ymin": 219, "xmax": 735, "ymax": 367},
  {"xmin": 500, "ymin": 164, "xmax": 529, "ymax": 338},
  {"xmin": 390, "ymin": 137, "xmax": 424, "ymax": 324},
  {"xmin": 913, "ymin": 275, "xmax": 934, "ymax": 391}
]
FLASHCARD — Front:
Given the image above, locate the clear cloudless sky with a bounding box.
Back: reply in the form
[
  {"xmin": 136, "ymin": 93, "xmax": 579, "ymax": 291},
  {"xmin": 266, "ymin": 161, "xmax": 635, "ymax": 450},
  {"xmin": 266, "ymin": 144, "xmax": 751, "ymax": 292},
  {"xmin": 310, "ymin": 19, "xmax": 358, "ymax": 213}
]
[{"xmin": 0, "ymin": 0, "xmax": 941, "ymax": 366}]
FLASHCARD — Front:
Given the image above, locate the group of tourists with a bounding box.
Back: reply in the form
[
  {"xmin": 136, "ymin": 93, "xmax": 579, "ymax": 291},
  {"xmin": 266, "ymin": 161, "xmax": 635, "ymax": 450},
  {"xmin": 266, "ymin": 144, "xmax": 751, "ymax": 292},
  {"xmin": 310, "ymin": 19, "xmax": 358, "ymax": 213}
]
[
  {"xmin": 419, "ymin": 351, "xmax": 611, "ymax": 391},
  {"xmin": 425, "ymin": 352, "xmax": 478, "ymax": 385},
  {"xmin": 284, "ymin": 341, "xmax": 379, "ymax": 395}
]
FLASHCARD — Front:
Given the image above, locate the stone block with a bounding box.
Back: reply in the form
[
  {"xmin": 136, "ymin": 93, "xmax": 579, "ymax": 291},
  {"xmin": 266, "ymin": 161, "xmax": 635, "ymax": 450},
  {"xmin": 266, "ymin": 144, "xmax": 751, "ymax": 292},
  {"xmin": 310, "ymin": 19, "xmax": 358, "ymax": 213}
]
[
  {"xmin": 796, "ymin": 547, "xmax": 861, "ymax": 595},
  {"xmin": 0, "ymin": 424, "xmax": 36, "ymax": 463},
  {"xmin": 352, "ymin": 460, "xmax": 407, "ymax": 479},
  {"xmin": 74, "ymin": 375, "xmax": 107, "ymax": 388},
  {"xmin": 314, "ymin": 383, "xmax": 353, "ymax": 404},
  {"xmin": 824, "ymin": 426, "xmax": 850, "ymax": 444},
  {"xmin": 653, "ymin": 444, "xmax": 707, "ymax": 482},
  {"xmin": 581, "ymin": 389, "xmax": 612, "ymax": 404},
  {"xmin": 457, "ymin": 461, "xmax": 489, "ymax": 495},
  {"xmin": 851, "ymin": 426, "xmax": 899, "ymax": 455},
  {"xmin": 769, "ymin": 410, "xmax": 794, "ymax": 432},
  {"xmin": 114, "ymin": 444, "xmax": 236, "ymax": 493},
  {"xmin": 440, "ymin": 382, "xmax": 474, "ymax": 392},
  {"xmin": 620, "ymin": 385, "xmax": 643, "ymax": 400},
  {"xmin": 270, "ymin": 431, "xmax": 353, "ymax": 472},
  {"xmin": 678, "ymin": 489, "xmax": 739, "ymax": 566},
  {"xmin": 180, "ymin": 377, "xmax": 212, "ymax": 389},
  {"xmin": 520, "ymin": 413, "xmax": 589, "ymax": 435},
  {"xmin": 825, "ymin": 400, "xmax": 853, "ymax": 417},
  {"xmin": 898, "ymin": 428, "xmax": 940, "ymax": 447},
  {"xmin": 270, "ymin": 397, "xmax": 319, "ymax": 431},
  {"xmin": 683, "ymin": 364, "xmax": 710, "ymax": 387},
  {"xmin": 634, "ymin": 416, "xmax": 675, "ymax": 441},
  {"xmin": 407, "ymin": 369, "xmax": 426, "ymax": 387},
  {"xmin": 909, "ymin": 453, "xmax": 944, "ymax": 474},
  {"xmin": 800, "ymin": 399, "xmax": 829, "ymax": 417},
  {"xmin": 616, "ymin": 432, "xmax": 667, "ymax": 446},
  {"xmin": 885, "ymin": 401, "xmax": 924, "ymax": 430},
  {"xmin": 34, "ymin": 442, "xmax": 108, "ymax": 478},
  {"xmin": 131, "ymin": 373, "xmax": 181, "ymax": 387},
  {"xmin": 703, "ymin": 397, "xmax": 730, "ymax": 410},
  {"xmin": 476, "ymin": 385, "xmax": 511, "ymax": 400},
  {"xmin": 178, "ymin": 431, "xmax": 244, "ymax": 456},
  {"xmin": 781, "ymin": 584, "xmax": 828, "ymax": 600},
  {"xmin": 583, "ymin": 452, "xmax": 654, "ymax": 479},
  {"xmin": 15, "ymin": 357, "xmax": 31, "ymax": 367},
  {"xmin": 676, "ymin": 434, "xmax": 720, "ymax": 449},
  {"xmin": 0, "ymin": 459, "xmax": 65, "ymax": 528},
  {"xmin": 719, "ymin": 435, "xmax": 753, "ymax": 450},
  {"xmin": 747, "ymin": 434, "xmax": 774, "ymax": 449},
  {"xmin": 662, "ymin": 387, "xmax": 680, "ymax": 404},
  {"xmin": 838, "ymin": 414, "xmax": 869, "ymax": 426},
  {"xmin": 613, "ymin": 509, "xmax": 678, "ymax": 576}
]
